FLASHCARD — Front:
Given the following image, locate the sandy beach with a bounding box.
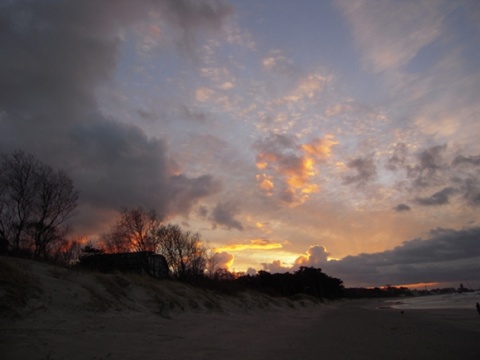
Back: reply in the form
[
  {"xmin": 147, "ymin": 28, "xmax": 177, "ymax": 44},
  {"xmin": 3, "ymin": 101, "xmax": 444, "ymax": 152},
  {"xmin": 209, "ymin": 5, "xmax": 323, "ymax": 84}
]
[{"xmin": 1, "ymin": 257, "xmax": 480, "ymax": 359}]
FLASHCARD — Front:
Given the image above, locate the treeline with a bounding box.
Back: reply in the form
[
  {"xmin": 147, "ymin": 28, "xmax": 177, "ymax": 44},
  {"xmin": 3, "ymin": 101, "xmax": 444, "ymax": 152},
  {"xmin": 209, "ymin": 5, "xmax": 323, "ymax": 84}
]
[
  {"xmin": 236, "ymin": 267, "xmax": 344, "ymax": 299},
  {"xmin": 343, "ymin": 286, "xmax": 413, "ymax": 298},
  {"xmin": 182, "ymin": 266, "xmax": 345, "ymax": 300}
]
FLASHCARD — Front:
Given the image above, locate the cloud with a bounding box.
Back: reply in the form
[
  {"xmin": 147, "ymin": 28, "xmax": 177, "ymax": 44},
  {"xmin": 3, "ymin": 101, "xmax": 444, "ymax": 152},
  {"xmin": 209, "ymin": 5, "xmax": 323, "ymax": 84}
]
[
  {"xmin": 325, "ymin": 226, "xmax": 480, "ymax": 287},
  {"xmin": 261, "ymin": 245, "xmax": 331, "ymax": 273},
  {"xmin": 343, "ymin": 156, "xmax": 377, "ymax": 186},
  {"xmin": 460, "ymin": 179, "xmax": 480, "ymax": 206},
  {"xmin": 211, "ymin": 251, "xmax": 234, "ymax": 271},
  {"xmin": 417, "ymin": 144, "xmax": 447, "ymax": 172},
  {"xmin": 261, "ymin": 50, "xmax": 293, "ymax": 73},
  {"xmin": 385, "ymin": 146, "xmax": 480, "ymax": 209},
  {"xmin": 450, "ymin": 153, "xmax": 480, "ymax": 207},
  {"xmin": 407, "ymin": 145, "xmax": 448, "ymax": 187},
  {"xmin": 414, "ymin": 187, "xmax": 456, "ymax": 206},
  {"xmin": 394, "ymin": 203, "xmax": 411, "ymax": 212},
  {"xmin": 337, "ymin": 0, "xmax": 446, "ymax": 73},
  {"xmin": 168, "ymin": 174, "xmax": 222, "ymax": 215},
  {"xmin": 160, "ymin": 0, "xmax": 233, "ymax": 57},
  {"xmin": 453, "ymin": 155, "xmax": 480, "ymax": 167},
  {"xmin": 385, "ymin": 144, "xmax": 480, "ymax": 209},
  {"xmin": 178, "ymin": 105, "xmax": 209, "ymax": 123},
  {"xmin": 277, "ymin": 73, "xmax": 329, "ymax": 104},
  {"xmin": 261, "ymin": 260, "xmax": 290, "ymax": 274},
  {"xmin": 0, "ymin": 0, "xmax": 230, "ymax": 234},
  {"xmin": 294, "ymin": 245, "xmax": 331, "ymax": 268},
  {"xmin": 254, "ymin": 133, "xmax": 337, "ymax": 205},
  {"xmin": 386, "ymin": 143, "xmax": 408, "ymax": 171},
  {"xmin": 210, "ymin": 201, "xmax": 244, "ymax": 231}
]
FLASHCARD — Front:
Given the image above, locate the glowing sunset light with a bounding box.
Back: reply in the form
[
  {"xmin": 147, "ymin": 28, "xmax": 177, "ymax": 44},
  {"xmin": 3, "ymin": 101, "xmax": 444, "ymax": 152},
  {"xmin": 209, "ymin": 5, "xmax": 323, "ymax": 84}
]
[
  {"xmin": 215, "ymin": 239, "xmax": 283, "ymax": 253},
  {"xmin": 2, "ymin": 0, "xmax": 480, "ymax": 288},
  {"xmin": 389, "ymin": 282, "xmax": 440, "ymax": 290}
]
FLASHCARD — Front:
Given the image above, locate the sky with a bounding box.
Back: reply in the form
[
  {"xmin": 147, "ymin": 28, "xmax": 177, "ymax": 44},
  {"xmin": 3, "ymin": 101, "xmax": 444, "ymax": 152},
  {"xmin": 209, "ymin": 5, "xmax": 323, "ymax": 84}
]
[{"xmin": 1, "ymin": 0, "xmax": 480, "ymax": 288}]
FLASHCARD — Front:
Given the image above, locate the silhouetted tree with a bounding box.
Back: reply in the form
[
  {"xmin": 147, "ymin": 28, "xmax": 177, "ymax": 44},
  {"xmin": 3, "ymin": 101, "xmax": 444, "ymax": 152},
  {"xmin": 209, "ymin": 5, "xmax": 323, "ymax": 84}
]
[
  {"xmin": 293, "ymin": 267, "xmax": 344, "ymax": 298},
  {"xmin": 213, "ymin": 268, "xmax": 235, "ymax": 281},
  {"xmin": 102, "ymin": 207, "xmax": 161, "ymax": 253},
  {"xmin": 0, "ymin": 151, "xmax": 78, "ymax": 258},
  {"xmin": 49, "ymin": 239, "xmax": 83, "ymax": 265},
  {"xmin": 156, "ymin": 224, "xmax": 207, "ymax": 280}
]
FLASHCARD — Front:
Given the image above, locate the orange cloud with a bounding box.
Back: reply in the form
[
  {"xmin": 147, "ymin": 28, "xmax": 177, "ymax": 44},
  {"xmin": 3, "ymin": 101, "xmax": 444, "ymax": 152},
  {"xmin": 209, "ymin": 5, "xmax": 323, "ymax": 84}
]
[
  {"xmin": 256, "ymin": 152, "xmax": 277, "ymax": 170},
  {"xmin": 302, "ymin": 135, "xmax": 338, "ymax": 159},
  {"xmin": 256, "ymin": 174, "xmax": 274, "ymax": 193},
  {"xmin": 255, "ymin": 135, "xmax": 338, "ymax": 205}
]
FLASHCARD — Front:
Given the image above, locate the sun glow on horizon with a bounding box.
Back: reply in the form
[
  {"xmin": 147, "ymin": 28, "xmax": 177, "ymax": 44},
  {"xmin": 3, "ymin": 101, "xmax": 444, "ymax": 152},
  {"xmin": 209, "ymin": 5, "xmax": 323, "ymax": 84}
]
[{"xmin": 384, "ymin": 282, "xmax": 440, "ymax": 290}]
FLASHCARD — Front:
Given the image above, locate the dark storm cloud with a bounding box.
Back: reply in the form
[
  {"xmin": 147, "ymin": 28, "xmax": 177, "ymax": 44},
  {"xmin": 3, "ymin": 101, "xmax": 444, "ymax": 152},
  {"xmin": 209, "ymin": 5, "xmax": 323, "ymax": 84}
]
[
  {"xmin": 325, "ymin": 227, "xmax": 480, "ymax": 287},
  {"xmin": 211, "ymin": 201, "xmax": 244, "ymax": 231},
  {"xmin": 0, "ymin": 0, "xmax": 231, "ymax": 233},
  {"xmin": 343, "ymin": 156, "xmax": 377, "ymax": 185},
  {"xmin": 414, "ymin": 187, "xmax": 456, "ymax": 206},
  {"xmin": 393, "ymin": 203, "xmax": 411, "ymax": 212}
]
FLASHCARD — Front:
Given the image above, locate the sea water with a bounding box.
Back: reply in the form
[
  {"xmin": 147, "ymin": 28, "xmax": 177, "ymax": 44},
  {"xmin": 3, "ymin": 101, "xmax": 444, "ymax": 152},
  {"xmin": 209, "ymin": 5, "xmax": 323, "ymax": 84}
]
[{"xmin": 388, "ymin": 291, "xmax": 480, "ymax": 310}]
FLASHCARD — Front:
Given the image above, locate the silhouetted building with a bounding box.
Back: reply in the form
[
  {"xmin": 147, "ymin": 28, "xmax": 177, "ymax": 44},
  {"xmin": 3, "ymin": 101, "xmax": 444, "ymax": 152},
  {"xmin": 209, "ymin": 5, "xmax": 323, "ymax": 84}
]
[{"xmin": 79, "ymin": 251, "xmax": 168, "ymax": 279}]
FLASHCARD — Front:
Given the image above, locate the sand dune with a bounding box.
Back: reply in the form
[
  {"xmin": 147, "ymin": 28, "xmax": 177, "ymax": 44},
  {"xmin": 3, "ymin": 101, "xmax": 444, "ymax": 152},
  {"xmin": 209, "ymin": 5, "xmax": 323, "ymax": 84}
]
[{"xmin": 1, "ymin": 256, "xmax": 479, "ymax": 359}]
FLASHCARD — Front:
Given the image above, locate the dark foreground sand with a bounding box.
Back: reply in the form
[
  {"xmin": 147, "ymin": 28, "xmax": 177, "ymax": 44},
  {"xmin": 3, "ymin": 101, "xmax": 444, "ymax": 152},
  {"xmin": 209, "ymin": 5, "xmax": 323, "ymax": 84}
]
[
  {"xmin": 2, "ymin": 300, "xmax": 480, "ymax": 360},
  {"xmin": 1, "ymin": 257, "xmax": 479, "ymax": 359}
]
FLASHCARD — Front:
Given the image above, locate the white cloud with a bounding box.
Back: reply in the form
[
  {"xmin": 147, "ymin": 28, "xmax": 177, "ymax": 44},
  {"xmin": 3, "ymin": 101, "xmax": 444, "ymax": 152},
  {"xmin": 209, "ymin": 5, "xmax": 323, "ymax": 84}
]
[{"xmin": 337, "ymin": 0, "xmax": 447, "ymax": 73}]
